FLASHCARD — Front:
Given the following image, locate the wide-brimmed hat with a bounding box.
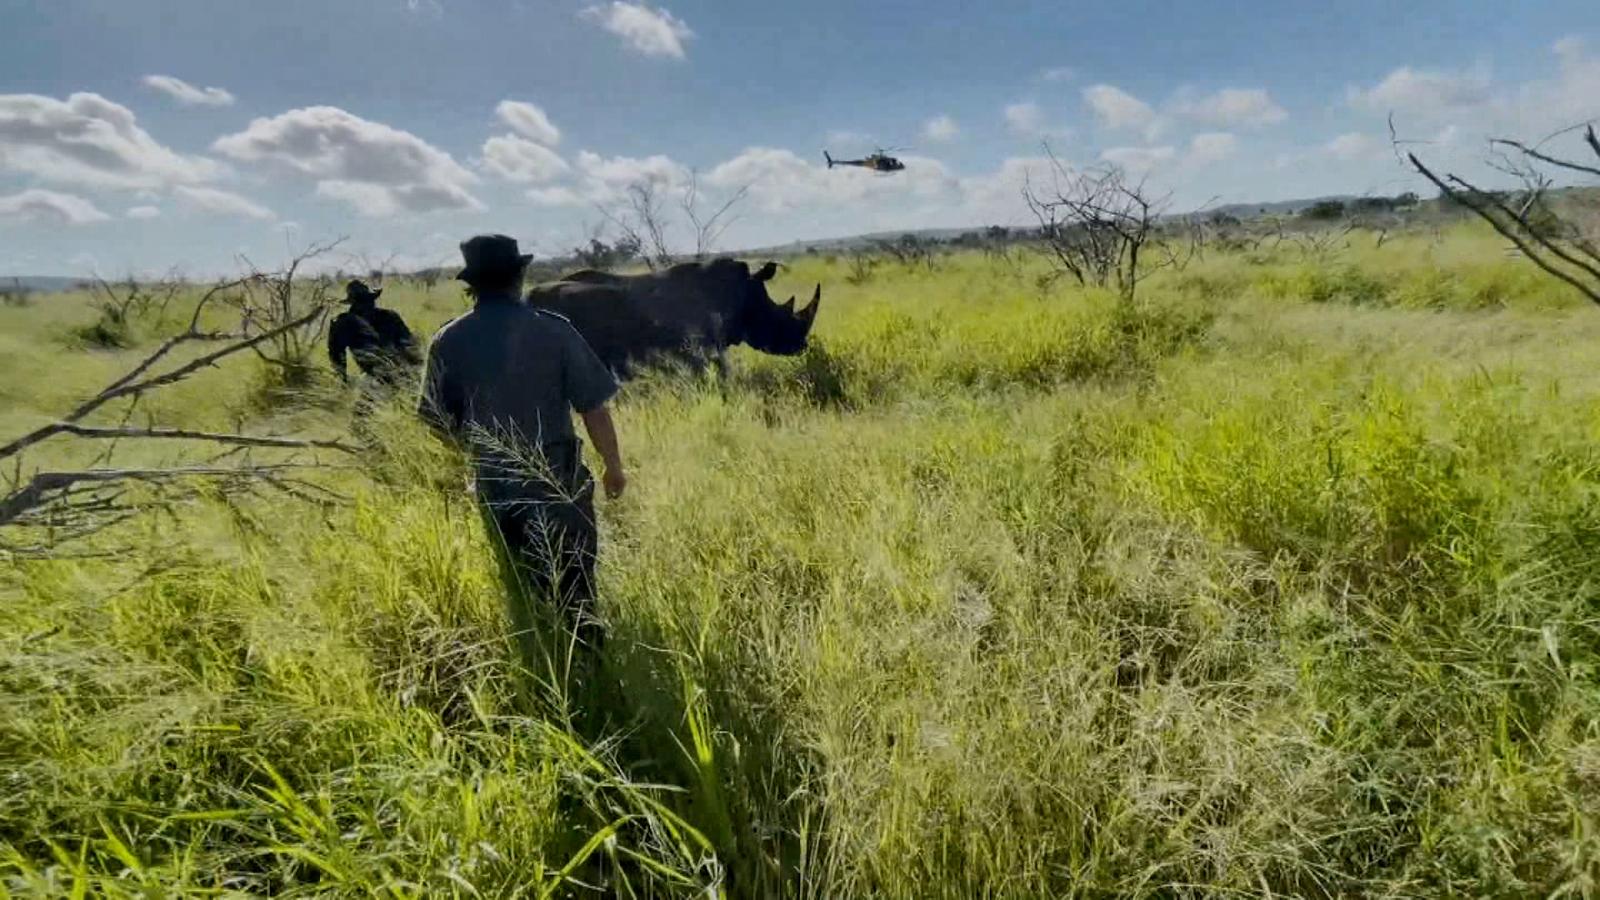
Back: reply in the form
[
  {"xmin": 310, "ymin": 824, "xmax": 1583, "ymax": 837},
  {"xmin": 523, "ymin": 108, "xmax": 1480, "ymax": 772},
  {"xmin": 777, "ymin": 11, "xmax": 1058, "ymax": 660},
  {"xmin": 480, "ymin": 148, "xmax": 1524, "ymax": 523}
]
[
  {"xmin": 456, "ymin": 234, "xmax": 533, "ymax": 284},
  {"xmin": 344, "ymin": 280, "xmax": 382, "ymax": 303}
]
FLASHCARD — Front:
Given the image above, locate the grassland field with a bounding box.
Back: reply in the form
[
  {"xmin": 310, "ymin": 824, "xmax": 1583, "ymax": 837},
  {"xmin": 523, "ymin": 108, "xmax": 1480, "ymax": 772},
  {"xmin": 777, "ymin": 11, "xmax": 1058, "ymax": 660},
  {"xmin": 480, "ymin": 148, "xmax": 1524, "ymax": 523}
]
[{"xmin": 3, "ymin": 224, "xmax": 1600, "ymax": 897}]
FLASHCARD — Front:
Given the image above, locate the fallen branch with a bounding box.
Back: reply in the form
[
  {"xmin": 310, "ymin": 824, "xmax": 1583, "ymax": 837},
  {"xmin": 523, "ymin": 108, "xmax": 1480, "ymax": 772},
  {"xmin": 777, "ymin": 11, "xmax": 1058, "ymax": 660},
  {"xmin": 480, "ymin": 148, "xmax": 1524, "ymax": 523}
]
[
  {"xmin": 1408, "ymin": 152, "xmax": 1600, "ymax": 306},
  {"xmin": 0, "ymin": 463, "xmax": 343, "ymax": 529},
  {"xmin": 0, "ymin": 304, "xmax": 325, "ymax": 462},
  {"xmin": 50, "ymin": 424, "xmax": 360, "ymax": 455}
]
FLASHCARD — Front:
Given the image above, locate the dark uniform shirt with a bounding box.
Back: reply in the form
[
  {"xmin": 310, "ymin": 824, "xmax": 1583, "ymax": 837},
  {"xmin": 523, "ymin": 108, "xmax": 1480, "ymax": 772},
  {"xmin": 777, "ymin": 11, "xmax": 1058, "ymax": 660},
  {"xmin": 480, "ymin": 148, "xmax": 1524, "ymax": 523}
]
[
  {"xmin": 418, "ymin": 292, "xmax": 618, "ymax": 467},
  {"xmin": 329, "ymin": 305, "xmax": 419, "ymax": 382}
]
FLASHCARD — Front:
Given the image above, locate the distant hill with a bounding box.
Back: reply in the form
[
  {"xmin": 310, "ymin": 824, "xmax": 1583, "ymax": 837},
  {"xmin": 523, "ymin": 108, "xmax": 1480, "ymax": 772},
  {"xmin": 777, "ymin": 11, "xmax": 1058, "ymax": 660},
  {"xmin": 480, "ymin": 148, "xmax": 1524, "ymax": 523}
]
[
  {"xmin": 3, "ymin": 191, "xmax": 1456, "ymax": 283},
  {"xmin": 733, "ymin": 195, "xmax": 1375, "ymax": 257},
  {"xmin": 1, "ymin": 275, "xmax": 88, "ymax": 294}
]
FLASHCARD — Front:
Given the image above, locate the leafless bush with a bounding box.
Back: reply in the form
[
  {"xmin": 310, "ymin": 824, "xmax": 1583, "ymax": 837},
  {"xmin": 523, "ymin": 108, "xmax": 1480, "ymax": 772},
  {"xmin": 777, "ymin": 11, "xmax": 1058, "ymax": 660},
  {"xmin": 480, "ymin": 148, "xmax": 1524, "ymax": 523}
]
[
  {"xmin": 681, "ymin": 172, "xmax": 749, "ymax": 261},
  {"xmin": 229, "ymin": 238, "xmax": 346, "ymax": 389},
  {"xmin": 598, "ymin": 181, "xmax": 673, "ymax": 270},
  {"xmin": 844, "ymin": 250, "xmax": 880, "ymax": 285},
  {"xmin": 875, "ymin": 234, "xmax": 939, "ymax": 272},
  {"xmin": 1407, "ymin": 123, "xmax": 1600, "ymax": 305},
  {"xmin": 597, "ymin": 175, "xmax": 752, "ymax": 269},
  {"xmin": 1022, "ymin": 150, "xmax": 1181, "ymax": 301},
  {"xmin": 78, "ymin": 271, "xmax": 184, "ymax": 347}
]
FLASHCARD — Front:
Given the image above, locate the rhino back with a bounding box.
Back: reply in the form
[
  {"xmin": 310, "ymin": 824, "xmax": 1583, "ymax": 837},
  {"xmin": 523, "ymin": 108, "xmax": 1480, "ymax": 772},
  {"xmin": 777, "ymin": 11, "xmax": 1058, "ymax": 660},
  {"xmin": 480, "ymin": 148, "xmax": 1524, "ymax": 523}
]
[
  {"xmin": 526, "ymin": 281, "xmax": 693, "ymax": 372},
  {"xmin": 528, "ymin": 269, "xmax": 744, "ymax": 374}
]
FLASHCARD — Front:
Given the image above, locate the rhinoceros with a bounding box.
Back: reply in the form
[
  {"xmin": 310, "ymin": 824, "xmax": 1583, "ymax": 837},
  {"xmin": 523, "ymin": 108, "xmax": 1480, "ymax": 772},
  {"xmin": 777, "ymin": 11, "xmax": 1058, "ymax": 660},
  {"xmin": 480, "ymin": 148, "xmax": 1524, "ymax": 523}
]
[{"xmin": 524, "ymin": 258, "xmax": 821, "ymax": 378}]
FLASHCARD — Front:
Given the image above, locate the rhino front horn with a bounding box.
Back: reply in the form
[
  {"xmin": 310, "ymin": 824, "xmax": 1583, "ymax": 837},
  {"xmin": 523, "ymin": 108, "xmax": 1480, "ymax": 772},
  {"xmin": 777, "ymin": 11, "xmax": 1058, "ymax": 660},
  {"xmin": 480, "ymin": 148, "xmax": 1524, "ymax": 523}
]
[{"xmin": 800, "ymin": 285, "xmax": 821, "ymax": 322}]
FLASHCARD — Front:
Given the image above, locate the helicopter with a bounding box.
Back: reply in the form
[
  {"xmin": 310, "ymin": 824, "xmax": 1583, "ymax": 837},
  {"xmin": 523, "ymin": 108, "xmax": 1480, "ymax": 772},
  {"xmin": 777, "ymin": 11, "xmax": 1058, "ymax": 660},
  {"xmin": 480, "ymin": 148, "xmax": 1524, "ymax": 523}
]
[{"xmin": 824, "ymin": 147, "xmax": 907, "ymax": 173}]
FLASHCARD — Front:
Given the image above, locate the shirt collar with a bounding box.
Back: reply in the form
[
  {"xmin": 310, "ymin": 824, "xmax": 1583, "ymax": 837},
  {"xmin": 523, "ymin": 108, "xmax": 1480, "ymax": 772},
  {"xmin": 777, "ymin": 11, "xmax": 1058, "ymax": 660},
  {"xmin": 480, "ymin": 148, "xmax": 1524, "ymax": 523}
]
[{"xmin": 474, "ymin": 289, "xmax": 521, "ymax": 306}]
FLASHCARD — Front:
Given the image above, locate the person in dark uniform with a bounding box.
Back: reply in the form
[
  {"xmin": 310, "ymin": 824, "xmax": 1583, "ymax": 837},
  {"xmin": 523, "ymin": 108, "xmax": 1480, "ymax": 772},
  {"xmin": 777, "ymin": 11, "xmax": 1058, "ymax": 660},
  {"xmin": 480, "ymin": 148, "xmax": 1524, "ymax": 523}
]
[
  {"xmin": 418, "ymin": 234, "xmax": 626, "ymax": 662},
  {"xmin": 328, "ymin": 280, "xmax": 421, "ymax": 387}
]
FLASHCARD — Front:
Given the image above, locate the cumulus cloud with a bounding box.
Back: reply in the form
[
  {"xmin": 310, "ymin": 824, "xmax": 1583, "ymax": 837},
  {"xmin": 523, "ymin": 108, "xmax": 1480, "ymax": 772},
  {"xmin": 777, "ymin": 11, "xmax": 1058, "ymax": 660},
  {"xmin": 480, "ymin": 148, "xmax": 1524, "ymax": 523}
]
[
  {"xmin": 0, "ymin": 188, "xmax": 111, "ymax": 225},
  {"xmin": 1100, "ymin": 145, "xmax": 1176, "ymax": 172},
  {"xmin": 578, "ymin": 150, "xmax": 689, "ymax": 196},
  {"xmin": 1185, "ymin": 132, "xmax": 1238, "ymax": 167},
  {"xmin": 126, "ymin": 205, "xmax": 161, "ymax": 219},
  {"xmin": 580, "ymin": 2, "xmax": 693, "ymax": 60},
  {"xmin": 174, "ymin": 185, "xmax": 274, "ymax": 220},
  {"xmin": 1554, "ymin": 35, "xmax": 1586, "ymax": 65},
  {"xmin": 706, "ymin": 146, "xmax": 957, "ymax": 213},
  {"xmin": 524, "ymin": 149, "xmax": 692, "ymax": 208},
  {"xmin": 922, "ymin": 114, "xmax": 959, "ymax": 143},
  {"xmin": 958, "ymin": 156, "xmax": 1052, "ymax": 222},
  {"xmin": 1324, "ymin": 132, "xmax": 1382, "ymax": 161},
  {"xmin": 1171, "ymin": 88, "xmax": 1286, "ymax": 127},
  {"xmin": 495, "ymin": 100, "xmax": 560, "ymax": 146},
  {"xmin": 142, "ymin": 75, "xmax": 235, "ymax": 107},
  {"xmin": 0, "ymin": 92, "xmax": 223, "ymax": 190},
  {"xmin": 212, "ymin": 106, "xmax": 481, "ymax": 216},
  {"xmin": 1004, "ymin": 102, "xmax": 1050, "ymax": 136},
  {"xmin": 1342, "ymin": 41, "xmax": 1599, "ymax": 155},
  {"xmin": 481, "ymin": 134, "xmax": 570, "ymax": 183},
  {"xmin": 1347, "ymin": 64, "xmax": 1492, "ymax": 117},
  {"xmin": 526, "ymin": 185, "xmax": 587, "ymax": 207},
  {"xmin": 1083, "ymin": 84, "xmax": 1158, "ymax": 135},
  {"xmin": 1003, "ymin": 103, "xmax": 1073, "ymax": 140}
]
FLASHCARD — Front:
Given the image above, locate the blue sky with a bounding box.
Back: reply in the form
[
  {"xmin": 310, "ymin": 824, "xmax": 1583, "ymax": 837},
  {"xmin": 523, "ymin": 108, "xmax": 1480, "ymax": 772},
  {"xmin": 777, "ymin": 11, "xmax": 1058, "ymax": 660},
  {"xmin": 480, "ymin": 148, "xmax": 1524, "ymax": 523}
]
[{"xmin": 0, "ymin": 0, "xmax": 1595, "ymax": 276}]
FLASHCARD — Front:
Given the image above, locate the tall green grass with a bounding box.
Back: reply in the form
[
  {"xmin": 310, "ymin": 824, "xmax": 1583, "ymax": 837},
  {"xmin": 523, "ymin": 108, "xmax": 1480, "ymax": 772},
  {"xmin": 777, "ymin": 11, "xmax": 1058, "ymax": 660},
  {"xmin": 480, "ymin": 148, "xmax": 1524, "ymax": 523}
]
[{"xmin": 4, "ymin": 223, "xmax": 1600, "ymax": 896}]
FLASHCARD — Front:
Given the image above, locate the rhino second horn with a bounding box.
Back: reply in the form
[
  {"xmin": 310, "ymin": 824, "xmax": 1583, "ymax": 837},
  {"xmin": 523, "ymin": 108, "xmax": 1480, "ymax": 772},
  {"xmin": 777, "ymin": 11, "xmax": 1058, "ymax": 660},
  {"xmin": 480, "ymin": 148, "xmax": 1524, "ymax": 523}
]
[{"xmin": 780, "ymin": 296, "xmax": 795, "ymax": 313}]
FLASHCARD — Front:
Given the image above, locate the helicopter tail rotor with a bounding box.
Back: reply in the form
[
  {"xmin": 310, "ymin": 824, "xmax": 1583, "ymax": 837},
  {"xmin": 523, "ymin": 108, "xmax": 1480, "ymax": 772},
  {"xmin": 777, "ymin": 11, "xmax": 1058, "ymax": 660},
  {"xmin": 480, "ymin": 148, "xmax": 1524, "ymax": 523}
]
[{"xmin": 824, "ymin": 150, "xmax": 834, "ymax": 169}]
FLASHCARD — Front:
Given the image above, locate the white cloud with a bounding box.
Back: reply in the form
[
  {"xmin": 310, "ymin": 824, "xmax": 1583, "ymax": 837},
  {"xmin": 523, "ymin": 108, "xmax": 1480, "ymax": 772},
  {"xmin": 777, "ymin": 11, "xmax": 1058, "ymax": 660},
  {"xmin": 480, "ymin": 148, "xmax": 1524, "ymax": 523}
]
[
  {"xmin": 922, "ymin": 114, "xmax": 959, "ymax": 143},
  {"xmin": 1100, "ymin": 145, "xmax": 1176, "ymax": 172},
  {"xmin": 481, "ymin": 134, "xmax": 570, "ymax": 183},
  {"xmin": 495, "ymin": 100, "xmax": 561, "ymax": 146},
  {"xmin": 826, "ymin": 130, "xmax": 870, "ymax": 147},
  {"xmin": 1083, "ymin": 84, "xmax": 1158, "ymax": 135},
  {"xmin": 1347, "ymin": 65, "xmax": 1492, "ymax": 118},
  {"xmin": 213, "ymin": 106, "xmax": 481, "ymax": 216},
  {"xmin": 1185, "ymin": 132, "xmax": 1238, "ymax": 167},
  {"xmin": 1004, "ymin": 102, "xmax": 1043, "ymax": 135},
  {"xmin": 1324, "ymin": 132, "xmax": 1382, "ymax": 161},
  {"xmin": 1038, "ymin": 66, "xmax": 1076, "ymax": 83},
  {"xmin": 126, "ymin": 205, "xmax": 161, "ymax": 219},
  {"xmin": 174, "ymin": 185, "xmax": 274, "ymax": 220},
  {"xmin": 580, "ymin": 2, "xmax": 693, "ymax": 60},
  {"xmin": 1554, "ymin": 35, "xmax": 1586, "ymax": 66},
  {"xmin": 576, "ymin": 149, "xmax": 690, "ymax": 200},
  {"xmin": 141, "ymin": 75, "xmax": 235, "ymax": 108},
  {"xmin": 958, "ymin": 156, "xmax": 1052, "ymax": 223},
  {"xmin": 706, "ymin": 146, "xmax": 957, "ymax": 213},
  {"xmin": 0, "ymin": 92, "xmax": 223, "ymax": 190},
  {"xmin": 526, "ymin": 185, "xmax": 587, "ymax": 207},
  {"xmin": 0, "ymin": 188, "xmax": 111, "ymax": 225},
  {"xmin": 1171, "ymin": 88, "xmax": 1286, "ymax": 127}
]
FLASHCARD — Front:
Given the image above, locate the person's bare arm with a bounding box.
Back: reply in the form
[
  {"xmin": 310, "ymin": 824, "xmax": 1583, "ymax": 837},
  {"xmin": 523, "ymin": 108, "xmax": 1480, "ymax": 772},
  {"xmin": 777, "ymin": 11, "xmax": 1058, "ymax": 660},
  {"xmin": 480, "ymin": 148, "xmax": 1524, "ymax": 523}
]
[{"xmin": 580, "ymin": 405, "xmax": 626, "ymax": 499}]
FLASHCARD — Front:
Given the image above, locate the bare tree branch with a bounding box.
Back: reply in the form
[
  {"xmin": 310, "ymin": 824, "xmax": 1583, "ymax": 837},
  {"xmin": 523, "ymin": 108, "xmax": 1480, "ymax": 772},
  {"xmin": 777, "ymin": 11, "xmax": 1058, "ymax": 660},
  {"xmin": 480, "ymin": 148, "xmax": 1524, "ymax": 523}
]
[
  {"xmin": 50, "ymin": 424, "xmax": 360, "ymax": 454},
  {"xmin": 1408, "ymin": 152, "xmax": 1600, "ymax": 306}
]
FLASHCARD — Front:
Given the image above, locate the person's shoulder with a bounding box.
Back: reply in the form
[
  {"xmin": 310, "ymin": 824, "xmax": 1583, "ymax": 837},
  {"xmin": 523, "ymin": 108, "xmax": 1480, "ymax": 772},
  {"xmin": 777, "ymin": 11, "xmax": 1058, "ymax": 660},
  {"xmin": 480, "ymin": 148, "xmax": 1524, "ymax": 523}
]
[{"xmin": 428, "ymin": 309, "xmax": 477, "ymax": 346}]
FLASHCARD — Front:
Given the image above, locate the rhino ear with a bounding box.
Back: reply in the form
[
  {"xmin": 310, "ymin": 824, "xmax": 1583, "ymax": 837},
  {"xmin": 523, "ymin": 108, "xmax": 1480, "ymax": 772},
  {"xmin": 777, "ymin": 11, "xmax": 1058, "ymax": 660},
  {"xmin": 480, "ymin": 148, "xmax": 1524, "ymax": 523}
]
[{"xmin": 754, "ymin": 261, "xmax": 778, "ymax": 282}]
